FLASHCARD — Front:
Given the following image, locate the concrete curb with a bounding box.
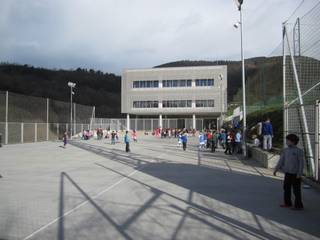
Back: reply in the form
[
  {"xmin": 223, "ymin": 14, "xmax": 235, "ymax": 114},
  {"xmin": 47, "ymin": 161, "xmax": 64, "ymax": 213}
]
[{"xmin": 302, "ymin": 177, "xmax": 320, "ymax": 192}]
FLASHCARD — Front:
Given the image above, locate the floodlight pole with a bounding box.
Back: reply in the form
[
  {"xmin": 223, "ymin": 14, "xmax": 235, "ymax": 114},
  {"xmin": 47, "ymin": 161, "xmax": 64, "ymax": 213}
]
[
  {"xmin": 238, "ymin": 3, "xmax": 247, "ymax": 157},
  {"xmin": 68, "ymin": 82, "xmax": 76, "ymax": 138},
  {"xmin": 219, "ymin": 74, "xmax": 223, "ymax": 129}
]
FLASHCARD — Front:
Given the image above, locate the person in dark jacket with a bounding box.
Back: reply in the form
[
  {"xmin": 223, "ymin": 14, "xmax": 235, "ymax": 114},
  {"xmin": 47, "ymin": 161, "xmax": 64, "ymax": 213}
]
[
  {"xmin": 262, "ymin": 118, "xmax": 273, "ymax": 151},
  {"xmin": 274, "ymin": 134, "xmax": 304, "ymax": 210},
  {"xmin": 124, "ymin": 131, "xmax": 130, "ymax": 152},
  {"xmin": 181, "ymin": 132, "xmax": 188, "ymax": 151}
]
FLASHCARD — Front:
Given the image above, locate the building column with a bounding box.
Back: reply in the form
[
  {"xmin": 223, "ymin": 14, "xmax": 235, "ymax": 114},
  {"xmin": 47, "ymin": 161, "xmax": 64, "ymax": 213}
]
[
  {"xmin": 192, "ymin": 114, "xmax": 196, "ymax": 130},
  {"xmin": 159, "ymin": 114, "xmax": 163, "ymax": 129},
  {"xmin": 126, "ymin": 114, "xmax": 130, "ymax": 130}
]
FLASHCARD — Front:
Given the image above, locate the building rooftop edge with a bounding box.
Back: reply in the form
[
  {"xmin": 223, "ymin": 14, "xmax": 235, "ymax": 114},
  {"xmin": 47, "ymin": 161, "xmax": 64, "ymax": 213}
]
[{"xmin": 122, "ymin": 65, "xmax": 227, "ymax": 73}]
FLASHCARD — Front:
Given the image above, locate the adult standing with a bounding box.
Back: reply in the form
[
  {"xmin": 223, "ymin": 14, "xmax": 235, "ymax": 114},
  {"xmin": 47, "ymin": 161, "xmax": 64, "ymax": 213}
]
[
  {"xmin": 262, "ymin": 118, "xmax": 273, "ymax": 151},
  {"xmin": 124, "ymin": 131, "xmax": 130, "ymax": 152}
]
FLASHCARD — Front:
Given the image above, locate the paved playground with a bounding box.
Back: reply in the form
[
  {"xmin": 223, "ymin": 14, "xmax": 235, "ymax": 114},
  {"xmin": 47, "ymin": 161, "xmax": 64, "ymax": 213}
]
[{"xmin": 1, "ymin": 135, "xmax": 320, "ymax": 240}]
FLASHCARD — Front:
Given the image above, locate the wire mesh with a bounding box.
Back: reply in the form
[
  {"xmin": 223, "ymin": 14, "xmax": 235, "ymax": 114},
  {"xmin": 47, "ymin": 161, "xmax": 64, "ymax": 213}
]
[
  {"xmin": 8, "ymin": 92, "xmax": 47, "ymax": 123},
  {"xmin": 0, "ymin": 91, "xmax": 94, "ymax": 144},
  {"xmin": 0, "ymin": 91, "xmax": 6, "ymax": 123},
  {"xmin": 284, "ymin": 2, "xmax": 320, "ymax": 177}
]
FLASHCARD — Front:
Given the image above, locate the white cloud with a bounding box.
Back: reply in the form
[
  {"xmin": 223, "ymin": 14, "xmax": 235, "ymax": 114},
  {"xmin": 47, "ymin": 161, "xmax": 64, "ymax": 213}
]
[{"xmin": 0, "ymin": 0, "xmax": 316, "ymax": 74}]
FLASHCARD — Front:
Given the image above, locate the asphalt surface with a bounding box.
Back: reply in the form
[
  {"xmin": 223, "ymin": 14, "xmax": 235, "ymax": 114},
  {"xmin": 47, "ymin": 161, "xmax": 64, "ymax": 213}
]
[{"xmin": 1, "ymin": 135, "xmax": 320, "ymax": 240}]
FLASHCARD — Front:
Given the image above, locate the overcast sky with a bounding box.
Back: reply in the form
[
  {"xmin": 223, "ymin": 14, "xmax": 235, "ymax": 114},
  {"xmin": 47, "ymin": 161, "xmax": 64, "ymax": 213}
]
[{"xmin": 0, "ymin": 0, "xmax": 318, "ymax": 74}]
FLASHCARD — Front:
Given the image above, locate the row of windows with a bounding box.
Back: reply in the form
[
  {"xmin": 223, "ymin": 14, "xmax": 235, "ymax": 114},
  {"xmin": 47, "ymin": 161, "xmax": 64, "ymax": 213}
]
[
  {"xmin": 162, "ymin": 80, "xmax": 192, "ymax": 88},
  {"xmin": 195, "ymin": 79, "xmax": 214, "ymax": 86},
  {"xmin": 133, "ymin": 81, "xmax": 159, "ymax": 88},
  {"xmin": 162, "ymin": 100, "xmax": 192, "ymax": 108},
  {"xmin": 133, "ymin": 101, "xmax": 159, "ymax": 108},
  {"xmin": 133, "ymin": 100, "xmax": 215, "ymax": 108},
  {"xmin": 132, "ymin": 79, "xmax": 215, "ymax": 88},
  {"xmin": 195, "ymin": 100, "xmax": 215, "ymax": 108}
]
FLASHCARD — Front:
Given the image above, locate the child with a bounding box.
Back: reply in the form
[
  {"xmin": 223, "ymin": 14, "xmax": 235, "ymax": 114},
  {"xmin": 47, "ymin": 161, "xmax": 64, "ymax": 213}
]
[
  {"xmin": 177, "ymin": 133, "xmax": 182, "ymax": 147},
  {"xmin": 274, "ymin": 134, "xmax": 304, "ymax": 210},
  {"xmin": 199, "ymin": 132, "xmax": 205, "ymax": 149},
  {"xmin": 63, "ymin": 132, "xmax": 68, "ymax": 148},
  {"xmin": 181, "ymin": 132, "xmax": 188, "ymax": 151},
  {"xmin": 111, "ymin": 131, "xmax": 116, "ymax": 145},
  {"xmin": 124, "ymin": 131, "xmax": 130, "ymax": 152},
  {"xmin": 224, "ymin": 131, "xmax": 232, "ymax": 155},
  {"xmin": 132, "ymin": 130, "xmax": 138, "ymax": 142}
]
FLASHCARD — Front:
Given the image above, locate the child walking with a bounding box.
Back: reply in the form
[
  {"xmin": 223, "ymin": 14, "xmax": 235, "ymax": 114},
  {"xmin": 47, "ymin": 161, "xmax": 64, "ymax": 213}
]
[
  {"xmin": 274, "ymin": 134, "xmax": 304, "ymax": 210},
  {"xmin": 124, "ymin": 131, "xmax": 130, "ymax": 152},
  {"xmin": 63, "ymin": 132, "xmax": 68, "ymax": 148},
  {"xmin": 181, "ymin": 132, "xmax": 188, "ymax": 151}
]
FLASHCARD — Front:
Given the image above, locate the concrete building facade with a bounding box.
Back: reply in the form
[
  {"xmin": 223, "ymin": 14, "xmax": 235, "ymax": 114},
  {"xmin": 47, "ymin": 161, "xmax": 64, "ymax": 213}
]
[{"xmin": 121, "ymin": 65, "xmax": 227, "ymax": 130}]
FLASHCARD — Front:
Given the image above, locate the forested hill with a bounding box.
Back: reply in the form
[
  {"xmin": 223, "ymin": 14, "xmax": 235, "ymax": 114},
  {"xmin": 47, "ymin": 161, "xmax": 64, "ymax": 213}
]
[
  {"xmin": 155, "ymin": 56, "xmax": 283, "ymax": 106},
  {"xmin": 0, "ymin": 64, "xmax": 121, "ymax": 117},
  {"xmin": 0, "ymin": 57, "xmax": 283, "ymax": 117}
]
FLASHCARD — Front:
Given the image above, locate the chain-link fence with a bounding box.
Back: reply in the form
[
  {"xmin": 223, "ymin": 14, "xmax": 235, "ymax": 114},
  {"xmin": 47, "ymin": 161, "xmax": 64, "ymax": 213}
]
[
  {"xmin": 91, "ymin": 118, "xmax": 207, "ymax": 132},
  {"xmin": 283, "ymin": 2, "xmax": 320, "ymax": 180},
  {"xmin": 0, "ymin": 91, "xmax": 94, "ymax": 145}
]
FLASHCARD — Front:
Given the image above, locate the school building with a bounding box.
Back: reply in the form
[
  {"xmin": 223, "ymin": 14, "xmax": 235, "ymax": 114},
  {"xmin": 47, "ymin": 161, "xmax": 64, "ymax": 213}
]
[{"xmin": 121, "ymin": 65, "xmax": 227, "ymax": 130}]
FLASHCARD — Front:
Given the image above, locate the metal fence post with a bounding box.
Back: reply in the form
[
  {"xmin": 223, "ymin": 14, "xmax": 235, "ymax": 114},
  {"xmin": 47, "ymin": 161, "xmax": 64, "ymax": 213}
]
[
  {"xmin": 5, "ymin": 91, "xmax": 8, "ymax": 144},
  {"xmin": 34, "ymin": 123, "xmax": 38, "ymax": 142},
  {"xmin": 283, "ymin": 23, "xmax": 287, "ymax": 148},
  {"xmin": 81, "ymin": 124, "xmax": 83, "ymax": 133},
  {"xmin": 46, "ymin": 98, "xmax": 49, "ymax": 141},
  {"xmin": 315, "ymin": 100, "xmax": 320, "ymax": 181},
  {"xmin": 285, "ymin": 25, "xmax": 315, "ymax": 176},
  {"xmin": 57, "ymin": 123, "xmax": 59, "ymax": 140},
  {"xmin": 21, "ymin": 123, "xmax": 24, "ymax": 143},
  {"xmin": 73, "ymin": 103, "xmax": 76, "ymax": 136}
]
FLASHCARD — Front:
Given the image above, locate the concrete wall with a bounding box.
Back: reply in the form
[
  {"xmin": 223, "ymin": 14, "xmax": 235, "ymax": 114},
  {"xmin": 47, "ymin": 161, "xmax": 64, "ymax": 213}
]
[{"xmin": 248, "ymin": 145, "xmax": 280, "ymax": 168}]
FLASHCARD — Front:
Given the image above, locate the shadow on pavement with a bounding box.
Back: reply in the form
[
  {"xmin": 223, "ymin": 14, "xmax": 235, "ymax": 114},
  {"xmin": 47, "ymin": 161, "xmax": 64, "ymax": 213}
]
[{"xmin": 69, "ymin": 140, "xmax": 320, "ymax": 239}]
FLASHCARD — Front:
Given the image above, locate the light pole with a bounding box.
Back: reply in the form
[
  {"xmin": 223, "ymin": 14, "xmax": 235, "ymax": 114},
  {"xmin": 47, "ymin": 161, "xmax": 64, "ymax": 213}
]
[
  {"xmin": 68, "ymin": 82, "xmax": 76, "ymax": 138},
  {"xmin": 219, "ymin": 74, "xmax": 224, "ymax": 130},
  {"xmin": 234, "ymin": 0, "xmax": 247, "ymax": 157}
]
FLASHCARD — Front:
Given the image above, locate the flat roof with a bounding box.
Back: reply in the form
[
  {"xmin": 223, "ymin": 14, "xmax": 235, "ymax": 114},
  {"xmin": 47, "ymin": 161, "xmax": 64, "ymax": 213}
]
[{"xmin": 123, "ymin": 65, "xmax": 227, "ymax": 73}]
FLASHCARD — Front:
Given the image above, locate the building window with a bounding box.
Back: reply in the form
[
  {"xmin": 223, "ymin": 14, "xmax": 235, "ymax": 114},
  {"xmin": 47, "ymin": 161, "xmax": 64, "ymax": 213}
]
[
  {"xmin": 162, "ymin": 79, "xmax": 192, "ymax": 88},
  {"xmin": 133, "ymin": 80, "xmax": 159, "ymax": 88},
  {"xmin": 133, "ymin": 101, "xmax": 159, "ymax": 108},
  {"xmin": 195, "ymin": 100, "xmax": 215, "ymax": 108},
  {"xmin": 195, "ymin": 79, "xmax": 214, "ymax": 87},
  {"xmin": 162, "ymin": 100, "xmax": 192, "ymax": 108}
]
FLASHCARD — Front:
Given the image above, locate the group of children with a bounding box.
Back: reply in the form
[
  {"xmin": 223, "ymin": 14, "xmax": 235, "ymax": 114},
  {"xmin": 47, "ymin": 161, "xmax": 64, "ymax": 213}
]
[{"xmin": 198, "ymin": 129, "xmax": 242, "ymax": 155}]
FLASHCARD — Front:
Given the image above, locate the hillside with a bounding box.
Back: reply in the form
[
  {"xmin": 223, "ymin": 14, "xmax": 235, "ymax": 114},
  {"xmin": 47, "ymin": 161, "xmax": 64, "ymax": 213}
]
[
  {"xmin": 155, "ymin": 56, "xmax": 283, "ymax": 109},
  {"xmin": 0, "ymin": 64, "xmax": 121, "ymax": 117},
  {"xmin": 0, "ymin": 57, "xmax": 284, "ymax": 118}
]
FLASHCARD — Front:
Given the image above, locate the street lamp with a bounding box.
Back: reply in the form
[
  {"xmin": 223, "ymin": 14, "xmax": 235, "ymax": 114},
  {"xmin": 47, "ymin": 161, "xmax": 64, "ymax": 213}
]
[
  {"xmin": 219, "ymin": 74, "xmax": 224, "ymax": 129},
  {"xmin": 68, "ymin": 82, "xmax": 76, "ymax": 138},
  {"xmin": 234, "ymin": 0, "xmax": 247, "ymax": 157}
]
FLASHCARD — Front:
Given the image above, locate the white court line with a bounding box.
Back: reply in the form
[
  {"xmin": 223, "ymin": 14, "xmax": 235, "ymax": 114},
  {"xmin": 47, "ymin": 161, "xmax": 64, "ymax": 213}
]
[{"xmin": 23, "ymin": 168, "xmax": 140, "ymax": 240}]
